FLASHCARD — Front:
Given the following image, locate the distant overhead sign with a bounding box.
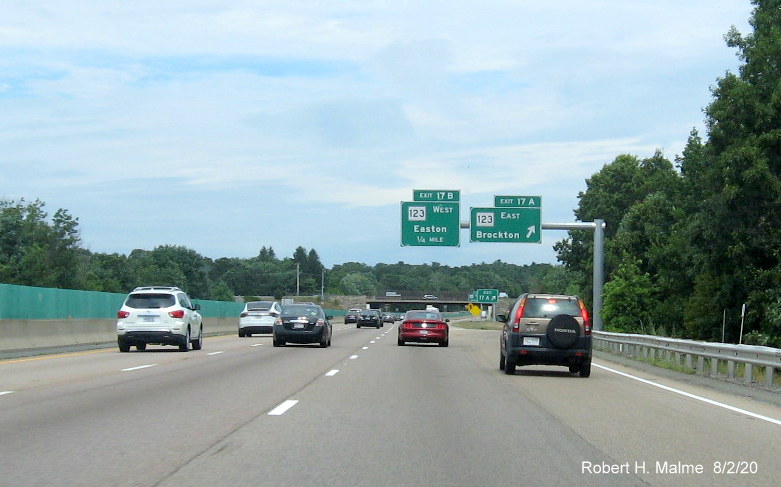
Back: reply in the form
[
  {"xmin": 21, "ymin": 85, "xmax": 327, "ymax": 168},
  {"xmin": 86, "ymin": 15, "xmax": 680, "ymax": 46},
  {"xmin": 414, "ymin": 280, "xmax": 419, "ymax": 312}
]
[{"xmin": 475, "ymin": 288, "xmax": 499, "ymax": 303}]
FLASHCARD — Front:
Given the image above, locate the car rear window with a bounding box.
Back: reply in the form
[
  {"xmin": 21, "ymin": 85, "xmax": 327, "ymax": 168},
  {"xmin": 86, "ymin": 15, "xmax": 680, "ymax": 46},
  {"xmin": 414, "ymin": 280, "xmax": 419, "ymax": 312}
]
[
  {"xmin": 406, "ymin": 311, "xmax": 441, "ymax": 321},
  {"xmin": 125, "ymin": 293, "xmax": 176, "ymax": 309},
  {"xmin": 247, "ymin": 301, "xmax": 273, "ymax": 311},
  {"xmin": 282, "ymin": 306, "xmax": 320, "ymax": 317},
  {"xmin": 523, "ymin": 297, "xmax": 580, "ymax": 318}
]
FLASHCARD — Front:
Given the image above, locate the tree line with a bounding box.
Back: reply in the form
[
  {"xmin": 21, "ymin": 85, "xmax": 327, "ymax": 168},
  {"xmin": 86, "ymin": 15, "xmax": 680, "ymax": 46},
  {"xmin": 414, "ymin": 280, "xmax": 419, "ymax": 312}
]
[
  {"xmin": 0, "ymin": 198, "xmax": 574, "ymax": 302},
  {"xmin": 556, "ymin": 1, "xmax": 781, "ymax": 346}
]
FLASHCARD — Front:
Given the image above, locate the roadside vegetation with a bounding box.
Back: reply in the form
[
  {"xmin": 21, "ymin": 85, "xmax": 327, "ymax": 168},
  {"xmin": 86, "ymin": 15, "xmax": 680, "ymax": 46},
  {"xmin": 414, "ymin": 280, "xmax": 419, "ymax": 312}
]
[{"xmin": 556, "ymin": 2, "xmax": 781, "ymax": 347}]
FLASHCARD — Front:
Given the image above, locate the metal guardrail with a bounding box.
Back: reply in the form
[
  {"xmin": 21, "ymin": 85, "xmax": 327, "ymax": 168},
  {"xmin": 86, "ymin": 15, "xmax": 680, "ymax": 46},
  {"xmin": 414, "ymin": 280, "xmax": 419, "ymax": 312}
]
[{"xmin": 593, "ymin": 331, "xmax": 781, "ymax": 389}]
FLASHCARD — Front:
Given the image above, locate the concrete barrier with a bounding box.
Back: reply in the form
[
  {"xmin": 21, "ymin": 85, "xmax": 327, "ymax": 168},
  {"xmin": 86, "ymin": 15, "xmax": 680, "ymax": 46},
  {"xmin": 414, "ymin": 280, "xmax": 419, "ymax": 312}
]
[{"xmin": 0, "ymin": 318, "xmax": 239, "ymax": 353}]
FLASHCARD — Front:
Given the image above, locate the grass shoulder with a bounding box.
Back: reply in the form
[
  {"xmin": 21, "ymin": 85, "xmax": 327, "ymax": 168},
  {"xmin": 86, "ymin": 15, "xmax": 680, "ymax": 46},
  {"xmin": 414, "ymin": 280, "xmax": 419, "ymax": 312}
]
[{"xmin": 452, "ymin": 320, "xmax": 503, "ymax": 331}]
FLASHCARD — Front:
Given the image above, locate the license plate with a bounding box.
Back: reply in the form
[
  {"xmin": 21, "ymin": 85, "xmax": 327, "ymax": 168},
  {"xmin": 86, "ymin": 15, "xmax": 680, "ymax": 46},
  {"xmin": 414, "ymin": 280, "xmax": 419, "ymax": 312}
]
[
  {"xmin": 141, "ymin": 315, "xmax": 158, "ymax": 323},
  {"xmin": 523, "ymin": 337, "xmax": 540, "ymax": 346},
  {"xmin": 419, "ymin": 330, "xmax": 429, "ymax": 335},
  {"xmin": 293, "ymin": 323, "xmax": 305, "ymax": 329}
]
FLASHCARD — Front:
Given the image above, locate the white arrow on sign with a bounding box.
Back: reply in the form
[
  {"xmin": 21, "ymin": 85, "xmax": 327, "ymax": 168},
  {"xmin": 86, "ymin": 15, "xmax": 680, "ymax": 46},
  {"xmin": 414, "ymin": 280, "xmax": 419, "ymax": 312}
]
[{"xmin": 526, "ymin": 226, "xmax": 536, "ymax": 239}]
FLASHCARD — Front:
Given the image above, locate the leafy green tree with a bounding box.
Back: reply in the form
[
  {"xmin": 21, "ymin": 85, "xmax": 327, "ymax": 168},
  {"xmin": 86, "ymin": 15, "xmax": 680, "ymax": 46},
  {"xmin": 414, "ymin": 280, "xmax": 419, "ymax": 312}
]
[
  {"xmin": 601, "ymin": 260, "xmax": 654, "ymax": 333},
  {"xmin": 0, "ymin": 199, "xmax": 82, "ymax": 288},
  {"xmin": 339, "ymin": 272, "xmax": 377, "ymax": 295}
]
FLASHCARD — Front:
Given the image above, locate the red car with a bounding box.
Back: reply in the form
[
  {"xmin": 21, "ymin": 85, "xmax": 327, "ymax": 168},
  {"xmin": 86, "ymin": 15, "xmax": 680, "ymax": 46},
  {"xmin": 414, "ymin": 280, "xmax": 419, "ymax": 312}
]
[{"xmin": 398, "ymin": 310, "xmax": 449, "ymax": 347}]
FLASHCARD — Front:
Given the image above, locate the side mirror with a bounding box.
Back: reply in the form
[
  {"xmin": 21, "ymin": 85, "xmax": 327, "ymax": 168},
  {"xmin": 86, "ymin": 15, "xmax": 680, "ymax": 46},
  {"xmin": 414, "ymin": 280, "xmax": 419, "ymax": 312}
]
[
  {"xmin": 270, "ymin": 311, "xmax": 279, "ymax": 317},
  {"xmin": 193, "ymin": 304, "xmax": 201, "ymax": 310},
  {"xmin": 496, "ymin": 314, "xmax": 507, "ymax": 322},
  {"xmin": 326, "ymin": 315, "xmax": 334, "ymax": 320}
]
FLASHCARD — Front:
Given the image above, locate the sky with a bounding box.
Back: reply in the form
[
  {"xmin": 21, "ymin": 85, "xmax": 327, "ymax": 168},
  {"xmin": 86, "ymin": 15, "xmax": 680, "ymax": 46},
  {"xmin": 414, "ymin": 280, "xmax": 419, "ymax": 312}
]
[{"xmin": 0, "ymin": 0, "xmax": 754, "ymax": 268}]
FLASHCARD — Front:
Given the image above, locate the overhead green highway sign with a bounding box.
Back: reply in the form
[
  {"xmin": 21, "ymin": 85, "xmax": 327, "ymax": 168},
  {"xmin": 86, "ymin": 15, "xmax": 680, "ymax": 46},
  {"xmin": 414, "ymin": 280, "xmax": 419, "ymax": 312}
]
[
  {"xmin": 470, "ymin": 207, "xmax": 541, "ymax": 243},
  {"xmin": 401, "ymin": 201, "xmax": 460, "ymax": 246}
]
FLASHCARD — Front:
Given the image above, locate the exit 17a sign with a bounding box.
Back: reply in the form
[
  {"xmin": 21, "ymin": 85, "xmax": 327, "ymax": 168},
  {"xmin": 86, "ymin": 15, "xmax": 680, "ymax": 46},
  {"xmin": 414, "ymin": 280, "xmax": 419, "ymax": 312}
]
[
  {"xmin": 475, "ymin": 289, "xmax": 499, "ymax": 303},
  {"xmin": 401, "ymin": 201, "xmax": 460, "ymax": 246},
  {"xmin": 494, "ymin": 195, "xmax": 541, "ymax": 208}
]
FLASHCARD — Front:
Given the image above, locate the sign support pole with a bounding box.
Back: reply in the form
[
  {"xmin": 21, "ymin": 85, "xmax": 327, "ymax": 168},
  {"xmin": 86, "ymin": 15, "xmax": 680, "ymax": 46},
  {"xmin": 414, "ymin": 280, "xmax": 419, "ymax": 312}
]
[{"xmin": 461, "ymin": 219, "xmax": 606, "ymax": 331}]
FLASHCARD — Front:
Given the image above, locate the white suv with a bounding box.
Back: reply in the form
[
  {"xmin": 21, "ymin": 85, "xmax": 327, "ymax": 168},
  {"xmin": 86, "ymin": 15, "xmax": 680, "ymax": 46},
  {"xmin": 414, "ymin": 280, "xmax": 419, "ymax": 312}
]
[{"xmin": 116, "ymin": 286, "xmax": 204, "ymax": 352}]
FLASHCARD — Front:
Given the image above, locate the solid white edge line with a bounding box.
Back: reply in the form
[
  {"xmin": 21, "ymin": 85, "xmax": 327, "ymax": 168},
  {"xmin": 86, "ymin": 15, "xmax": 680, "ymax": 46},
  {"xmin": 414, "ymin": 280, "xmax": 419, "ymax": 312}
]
[
  {"xmin": 268, "ymin": 399, "xmax": 299, "ymax": 416},
  {"xmin": 207, "ymin": 351, "xmax": 225, "ymax": 356},
  {"xmin": 594, "ymin": 363, "xmax": 781, "ymax": 427},
  {"xmin": 121, "ymin": 364, "xmax": 157, "ymax": 372},
  {"xmin": 325, "ymin": 370, "xmax": 340, "ymax": 377},
  {"xmin": 0, "ymin": 391, "xmax": 13, "ymax": 396}
]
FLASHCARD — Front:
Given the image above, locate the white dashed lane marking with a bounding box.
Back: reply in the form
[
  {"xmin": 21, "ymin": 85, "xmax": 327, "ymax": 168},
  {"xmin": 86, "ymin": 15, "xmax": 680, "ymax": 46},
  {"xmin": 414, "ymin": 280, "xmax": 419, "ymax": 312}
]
[
  {"xmin": 325, "ymin": 370, "xmax": 340, "ymax": 377},
  {"xmin": 268, "ymin": 399, "xmax": 298, "ymax": 416},
  {"xmin": 122, "ymin": 364, "xmax": 157, "ymax": 372}
]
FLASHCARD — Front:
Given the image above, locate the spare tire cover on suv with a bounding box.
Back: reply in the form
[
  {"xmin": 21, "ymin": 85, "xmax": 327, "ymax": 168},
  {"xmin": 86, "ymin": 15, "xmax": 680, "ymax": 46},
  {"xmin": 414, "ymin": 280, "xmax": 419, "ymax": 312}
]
[{"xmin": 546, "ymin": 314, "xmax": 580, "ymax": 349}]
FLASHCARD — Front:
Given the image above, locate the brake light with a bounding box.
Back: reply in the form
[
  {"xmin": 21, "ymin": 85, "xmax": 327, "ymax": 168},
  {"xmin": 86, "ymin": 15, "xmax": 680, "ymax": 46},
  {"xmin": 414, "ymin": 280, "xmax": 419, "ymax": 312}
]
[
  {"xmin": 512, "ymin": 297, "xmax": 527, "ymax": 332},
  {"xmin": 579, "ymin": 300, "xmax": 591, "ymax": 335},
  {"xmin": 169, "ymin": 310, "xmax": 185, "ymax": 319},
  {"xmin": 117, "ymin": 310, "xmax": 129, "ymax": 319},
  {"xmin": 315, "ymin": 319, "xmax": 325, "ymax": 327},
  {"xmin": 240, "ymin": 312, "xmax": 248, "ymax": 318}
]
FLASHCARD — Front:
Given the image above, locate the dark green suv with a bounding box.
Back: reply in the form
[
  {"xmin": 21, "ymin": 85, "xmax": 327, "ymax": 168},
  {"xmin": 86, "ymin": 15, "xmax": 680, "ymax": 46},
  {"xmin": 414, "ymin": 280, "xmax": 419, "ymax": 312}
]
[{"xmin": 498, "ymin": 293, "xmax": 592, "ymax": 377}]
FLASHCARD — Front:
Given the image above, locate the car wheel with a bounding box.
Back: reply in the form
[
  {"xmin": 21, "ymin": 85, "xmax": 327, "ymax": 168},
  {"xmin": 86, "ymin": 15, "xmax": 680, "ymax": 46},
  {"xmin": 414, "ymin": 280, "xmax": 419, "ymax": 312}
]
[
  {"xmin": 179, "ymin": 328, "xmax": 191, "ymax": 352},
  {"xmin": 118, "ymin": 339, "xmax": 131, "ymax": 353},
  {"xmin": 579, "ymin": 359, "xmax": 592, "ymax": 378},
  {"xmin": 499, "ymin": 351, "xmax": 506, "ymax": 370},
  {"xmin": 504, "ymin": 355, "xmax": 516, "ymax": 375},
  {"xmin": 546, "ymin": 314, "xmax": 581, "ymax": 349},
  {"xmin": 191, "ymin": 326, "xmax": 203, "ymax": 350},
  {"xmin": 136, "ymin": 343, "xmax": 147, "ymax": 352},
  {"xmin": 273, "ymin": 336, "xmax": 285, "ymax": 347},
  {"xmin": 357, "ymin": 324, "xmax": 361, "ymax": 328},
  {"xmin": 319, "ymin": 332, "xmax": 328, "ymax": 348},
  {"xmin": 439, "ymin": 338, "xmax": 449, "ymax": 347},
  {"xmin": 246, "ymin": 332, "xmax": 252, "ymax": 337},
  {"xmin": 397, "ymin": 335, "xmax": 405, "ymax": 346},
  {"xmin": 569, "ymin": 365, "xmax": 579, "ymax": 374}
]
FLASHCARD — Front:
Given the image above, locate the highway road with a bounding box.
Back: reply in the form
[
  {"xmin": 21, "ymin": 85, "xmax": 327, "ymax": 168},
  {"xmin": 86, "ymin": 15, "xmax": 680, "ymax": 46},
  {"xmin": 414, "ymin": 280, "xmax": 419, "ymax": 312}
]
[{"xmin": 1, "ymin": 320, "xmax": 780, "ymax": 487}]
